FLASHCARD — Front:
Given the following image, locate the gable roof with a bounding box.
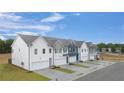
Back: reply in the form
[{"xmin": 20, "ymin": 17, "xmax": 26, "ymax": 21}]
[
  {"xmin": 18, "ymin": 34, "xmax": 39, "ymax": 45},
  {"xmin": 18, "ymin": 34, "xmax": 93, "ymax": 48},
  {"xmin": 86, "ymin": 42, "xmax": 97, "ymax": 48}
]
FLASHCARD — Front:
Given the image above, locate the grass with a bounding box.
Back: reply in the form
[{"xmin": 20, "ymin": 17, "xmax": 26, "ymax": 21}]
[
  {"xmin": 0, "ymin": 53, "xmax": 11, "ymax": 64},
  {"xmin": 100, "ymin": 53, "xmax": 124, "ymax": 62},
  {"xmin": 0, "ymin": 64, "xmax": 51, "ymax": 81},
  {"xmin": 73, "ymin": 64, "xmax": 89, "ymax": 68},
  {"xmin": 69, "ymin": 63, "xmax": 89, "ymax": 68},
  {"xmin": 52, "ymin": 67, "xmax": 75, "ymax": 74}
]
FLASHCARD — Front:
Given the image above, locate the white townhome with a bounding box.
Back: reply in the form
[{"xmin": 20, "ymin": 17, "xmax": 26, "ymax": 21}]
[{"xmin": 11, "ymin": 34, "xmax": 97, "ymax": 71}]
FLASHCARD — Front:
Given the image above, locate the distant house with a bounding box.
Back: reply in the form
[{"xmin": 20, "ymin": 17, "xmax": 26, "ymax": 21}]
[
  {"xmin": 115, "ymin": 48, "xmax": 121, "ymax": 54},
  {"xmin": 108, "ymin": 48, "xmax": 112, "ymax": 52},
  {"xmin": 11, "ymin": 34, "xmax": 97, "ymax": 71},
  {"xmin": 101, "ymin": 48, "xmax": 107, "ymax": 52}
]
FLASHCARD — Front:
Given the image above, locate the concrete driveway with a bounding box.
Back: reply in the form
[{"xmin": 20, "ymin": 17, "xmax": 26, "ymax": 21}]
[{"xmin": 34, "ymin": 61, "xmax": 116, "ymax": 81}]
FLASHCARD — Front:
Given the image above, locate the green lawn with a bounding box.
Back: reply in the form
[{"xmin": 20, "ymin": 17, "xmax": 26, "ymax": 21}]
[
  {"xmin": 0, "ymin": 64, "xmax": 50, "ymax": 81},
  {"xmin": 52, "ymin": 67, "xmax": 75, "ymax": 74},
  {"xmin": 72, "ymin": 64, "xmax": 89, "ymax": 68}
]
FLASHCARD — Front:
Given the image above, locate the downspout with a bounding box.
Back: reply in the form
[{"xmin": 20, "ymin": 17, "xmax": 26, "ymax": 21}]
[
  {"xmin": 53, "ymin": 47, "xmax": 55, "ymax": 66},
  {"xmin": 28, "ymin": 45, "xmax": 31, "ymax": 71}
]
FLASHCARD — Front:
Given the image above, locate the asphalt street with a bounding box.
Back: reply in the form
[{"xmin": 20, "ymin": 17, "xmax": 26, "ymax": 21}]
[{"xmin": 76, "ymin": 62, "xmax": 124, "ymax": 81}]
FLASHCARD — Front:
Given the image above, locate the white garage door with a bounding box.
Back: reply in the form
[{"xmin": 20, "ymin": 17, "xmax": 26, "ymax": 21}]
[
  {"xmin": 81, "ymin": 55, "xmax": 88, "ymax": 61},
  {"xmin": 31, "ymin": 61, "xmax": 49, "ymax": 70},
  {"xmin": 54, "ymin": 57, "xmax": 66, "ymax": 66},
  {"xmin": 89, "ymin": 55, "xmax": 95, "ymax": 60},
  {"xmin": 69, "ymin": 56, "xmax": 76, "ymax": 63}
]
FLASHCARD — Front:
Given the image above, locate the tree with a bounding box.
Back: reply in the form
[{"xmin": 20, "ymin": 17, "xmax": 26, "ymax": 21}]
[
  {"xmin": 97, "ymin": 43, "xmax": 106, "ymax": 52},
  {"xmin": 0, "ymin": 39, "xmax": 5, "ymax": 53},
  {"xmin": 121, "ymin": 45, "xmax": 124, "ymax": 53},
  {"xmin": 0, "ymin": 39, "xmax": 14, "ymax": 54},
  {"xmin": 4, "ymin": 39, "xmax": 14, "ymax": 53}
]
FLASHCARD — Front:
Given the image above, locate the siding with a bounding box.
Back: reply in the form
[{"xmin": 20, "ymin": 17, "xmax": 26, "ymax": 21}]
[
  {"xmin": 30, "ymin": 37, "xmax": 53, "ymax": 70},
  {"xmin": 12, "ymin": 36, "xmax": 29, "ymax": 70}
]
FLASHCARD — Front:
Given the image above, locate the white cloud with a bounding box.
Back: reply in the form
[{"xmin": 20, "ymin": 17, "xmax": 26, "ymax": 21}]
[
  {"xmin": 0, "ymin": 35, "xmax": 6, "ymax": 40},
  {"xmin": 16, "ymin": 31, "xmax": 38, "ymax": 35},
  {"xmin": 72, "ymin": 13, "xmax": 80, "ymax": 16},
  {"xmin": 0, "ymin": 13, "xmax": 55, "ymax": 32},
  {"xmin": 0, "ymin": 29, "xmax": 10, "ymax": 32},
  {"xmin": 41, "ymin": 13, "xmax": 65, "ymax": 23},
  {"xmin": 1, "ymin": 31, "xmax": 38, "ymax": 37},
  {"xmin": 2, "ymin": 34, "xmax": 16, "ymax": 36},
  {"xmin": 0, "ymin": 13, "xmax": 61, "ymax": 39},
  {"xmin": 0, "ymin": 24, "xmax": 53, "ymax": 31},
  {"xmin": 0, "ymin": 13, "xmax": 22, "ymax": 22}
]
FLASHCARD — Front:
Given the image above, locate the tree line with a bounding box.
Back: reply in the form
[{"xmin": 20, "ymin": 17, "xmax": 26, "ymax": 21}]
[
  {"xmin": 0, "ymin": 39, "xmax": 14, "ymax": 54},
  {"xmin": 0, "ymin": 39, "xmax": 124, "ymax": 54},
  {"xmin": 97, "ymin": 43, "xmax": 124, "ymax": 53}
]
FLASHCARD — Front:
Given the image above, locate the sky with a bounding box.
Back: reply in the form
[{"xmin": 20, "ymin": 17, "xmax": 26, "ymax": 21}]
[{"xmin": 0, "ymin": 12, "xmax": 124, "ymax": 44}]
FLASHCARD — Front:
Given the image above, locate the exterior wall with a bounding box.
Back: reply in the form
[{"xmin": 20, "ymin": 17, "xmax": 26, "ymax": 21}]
[
  {"xmin": 80, "ymin": 43, "xmax": 89, "ymax": 61},
  {"xmin": 12, "ymin": 36, "xmax": 29, "ymax": 70},
  {"xmin": 30, "ymin": 37, "xmax": 53, "ymax": 70},
  {"xmin": 54, "ymin": 48, "xmax": 67, "ymax": 66},
  {"xmin": 89, "ymin": 48, "xmax": 97, "ymax": 60}
]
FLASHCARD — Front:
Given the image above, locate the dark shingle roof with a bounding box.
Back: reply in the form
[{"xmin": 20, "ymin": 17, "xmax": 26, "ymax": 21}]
[
  {"xmin": 18, "ymin": 34, "xmax": 88, "ymax": 47},
  {"xmin": 86, "ymin": 42, "xmax": 97, "ymax": 48},
  {"xmin": 19, "ymin": 34, "xmax": 39, "ymax": 45},
  {"xmin": 43, "ymin": 36, "xmax": 59, "ymax": 47}
]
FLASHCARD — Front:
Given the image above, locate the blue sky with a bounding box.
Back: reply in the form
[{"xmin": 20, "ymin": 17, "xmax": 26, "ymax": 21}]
[{"xmin": 0, "ymin": 12, "xmax": 124, "ymax": 44}]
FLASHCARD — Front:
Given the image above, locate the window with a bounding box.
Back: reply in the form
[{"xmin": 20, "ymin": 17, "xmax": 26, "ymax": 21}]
[
  {"xmin": 49, "ymin": 49, "xmax": 52, "ymax": 53},
  {"xmin": 19, "ymin": 48, "xmax": 20, "ymax": 52},
  {"xmin": 55, "ymin": 49, "xmax": 58, "ymax": 53},
  {"xmin": 63, "ymin": 48, "xmax": 67, "ymax": 53},
  {"xmin": 85, "ymin": 49, "xmax": 87, "ymax": 52},
  {"xmin": 43, "ymin": 49, "xmax": 45, "ymax": 54},
  {"xmin": 73, "ymin": 48, "xmax": 75, "ymax": 52},
  {"xmin": 34, "ymin": 49, "xmax": 38, "ymax": 55},
  {"xmin": 68, "ymin": 47, "xmax": 73, "ymax": 52},
  {"xmin": 82, "ymin": 49, "xmax": 83, "ymax": 52},
  {"xmin": 59, "ymin": 49, "xmax": 62, "ymax": 53}
]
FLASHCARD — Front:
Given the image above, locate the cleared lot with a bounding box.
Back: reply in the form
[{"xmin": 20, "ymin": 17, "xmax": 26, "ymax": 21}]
[
  {"xmin": 0, "ymin": 53, "xmax": 11, "ymax": 64},
  {"xmin": 100, "ymin": 53, "xmax": 124, "ymax": 62}
]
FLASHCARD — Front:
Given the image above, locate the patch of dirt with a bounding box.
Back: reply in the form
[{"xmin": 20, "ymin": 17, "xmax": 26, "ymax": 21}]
[{"xmin": 0, "ymin": 53, "xmax": 11, "ymax": 64}]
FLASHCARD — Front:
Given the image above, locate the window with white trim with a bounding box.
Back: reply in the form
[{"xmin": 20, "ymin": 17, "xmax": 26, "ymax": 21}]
[
  {"xmin": 49, "ymin": 48, "xmax": 52, "ymax": 53},
  {"xmin": 43, "ymin": 49, "xmax": 45, "ymax": 54},
  {"xmin": 34, "ymin": 49, "xmax": 38, "ymax": 55}
]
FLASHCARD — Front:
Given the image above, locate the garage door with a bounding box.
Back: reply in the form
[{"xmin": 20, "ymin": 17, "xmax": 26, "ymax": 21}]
[
  {"xmin": 54, "ymin": 57, "xmax": 66, "ymax": 66},
  {"xmin": 31, "ymin": 60, "xmax": 49, "ymax": 70},
  {"xmin": 69, "ymin": 56, "xmax": 76, "ymax": 63},
  {"xmin": 89, "ymin": 55, "xmax": 95, "ymax": 60},
  {"xmin": 81, "ymin": 55, "xmax": 88, "ymax": 61}
]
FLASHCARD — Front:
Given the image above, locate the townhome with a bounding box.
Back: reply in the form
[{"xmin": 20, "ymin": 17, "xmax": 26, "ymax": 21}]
[{"xmin": 11, "ymin": 34, "xmax": 97, "ymax": 71}]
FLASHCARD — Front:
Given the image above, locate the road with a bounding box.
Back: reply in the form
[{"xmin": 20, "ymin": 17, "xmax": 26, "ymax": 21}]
[{"xmin": 76, "ymin": 62, "xmax": 124, "ymax": 81}]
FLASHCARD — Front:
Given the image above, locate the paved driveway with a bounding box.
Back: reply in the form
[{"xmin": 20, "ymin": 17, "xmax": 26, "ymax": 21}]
[
  {"xmin": 34, "ymin": 61, "xmax": 116, "ymax": 81},
  {"xmin": 76, "ymin": 62, "xmax": 124, "ymax": 81}
]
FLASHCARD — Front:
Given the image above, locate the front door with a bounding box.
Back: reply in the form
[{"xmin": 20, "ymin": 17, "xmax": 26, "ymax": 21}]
[
  {"xmin": 66, "ymin": 56, "xmax": 69, "ymax": 64},
  {"xmin": 76, "ymin": 54, "xmax": 79, "ymax": 61},
  {"xmin": 49, "ymin": 58, "xmax": 52, "ymax": 67}
]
